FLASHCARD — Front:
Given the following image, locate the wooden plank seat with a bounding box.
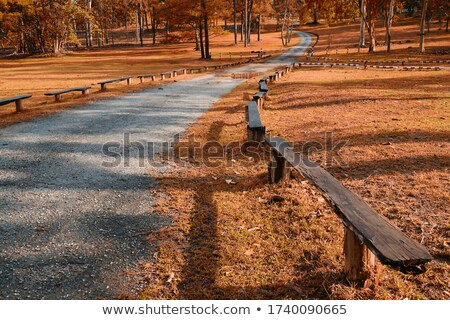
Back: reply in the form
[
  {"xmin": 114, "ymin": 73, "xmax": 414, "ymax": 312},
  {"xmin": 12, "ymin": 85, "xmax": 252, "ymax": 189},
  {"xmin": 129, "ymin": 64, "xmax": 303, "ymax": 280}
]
[
  {"xmin": 268, "ymin": 74, "xmax": 278, "ymax": 82},
  {"xmin": 264, "ymin": 137, "xmax": 432, "ymax": 280},
  {"xmin": 252, "ymin": 92, "xmax": 266, "ymax": 109},
  {"xmin": 98, "ymin": 77, "xmax": 132, "ymax": 91},
  {"xmin": 137, "ymin": 74, "xmax": 156, "ymax": 83},
  {"xmin": 44, "ymin": 86, "xmax": 91, "ymax": 102},
  {"xmin": 0, "ymin": 94, "xmax": 32, "ymax": 112},
  {"xmin": 160, "ymin": 71, "xmax": 174, "ymax": 80},
  {"xmin": 246, "ymin": 101, "xmax": 265, "ymax": 142},
  {"xmin": 189, "ymin": 67, "xmax": 203, "ymax": 74},
  {"xmin": 259, "ymin": 81, "xmax": 269, "ymax": 93},
  {"xmin": 174, "ymin": 68, "xmax": 187, "ymax": 76}
]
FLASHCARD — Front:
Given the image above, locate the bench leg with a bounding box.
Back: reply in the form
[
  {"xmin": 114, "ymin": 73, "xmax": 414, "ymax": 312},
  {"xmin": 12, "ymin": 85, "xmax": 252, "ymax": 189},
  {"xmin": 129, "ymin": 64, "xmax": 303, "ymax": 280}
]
[
  {"xmin": 101, "ymin": 84, "xmax": 107, "ymax": 91},
  {"xmin": 127, "ymin": 79, "xmax": 131, "ymax": 85},
  {"xmin": 82, "ymin": 89, "xmax": 89, "ymax": 95},
  {"xmin": 15, "ymin": 100, "xmax": 24, "ymax": 112},
  {"xmin": 140, "ymin": 78, "xmax": 144, "ymax": 84},
  {"xmin": 344, "ymin": 227, "xmax": 378, "ymax": 283},
  {"xmin": 161, "ymin": 75, "xmax": 165, "ymax": 80},
  {"xmin": 268, "ymin": 148, "xmax": 289, "ymax": 184},
  {"xmin": 55, "ymin": 94, "xmax": 61, "ymax": 102}
]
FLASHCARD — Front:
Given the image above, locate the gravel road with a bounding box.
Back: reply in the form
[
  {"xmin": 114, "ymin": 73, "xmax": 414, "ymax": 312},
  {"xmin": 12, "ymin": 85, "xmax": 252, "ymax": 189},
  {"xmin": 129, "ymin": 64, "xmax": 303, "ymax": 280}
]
[{"xmin": 0, "ymin": 32, "xmax": 312, "ymax": 299}]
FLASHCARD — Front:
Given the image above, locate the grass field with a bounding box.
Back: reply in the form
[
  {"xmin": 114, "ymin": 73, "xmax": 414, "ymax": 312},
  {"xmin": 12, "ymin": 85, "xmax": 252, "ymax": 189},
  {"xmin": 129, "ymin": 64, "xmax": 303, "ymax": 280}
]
[
  {"xmin": 140, "ymin": 65, "xmax": 449, "ymax": 300},
  {"xmin": 138, "ymin": 18, "xmax": 450, "ymax": 300}
]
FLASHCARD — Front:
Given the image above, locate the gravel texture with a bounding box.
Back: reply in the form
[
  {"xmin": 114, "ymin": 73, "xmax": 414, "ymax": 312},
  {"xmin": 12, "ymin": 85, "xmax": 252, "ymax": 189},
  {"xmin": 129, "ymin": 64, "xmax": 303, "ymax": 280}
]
[{"xmin": 0, "ymin": 32, "xmax": 311, "ymax": 299}]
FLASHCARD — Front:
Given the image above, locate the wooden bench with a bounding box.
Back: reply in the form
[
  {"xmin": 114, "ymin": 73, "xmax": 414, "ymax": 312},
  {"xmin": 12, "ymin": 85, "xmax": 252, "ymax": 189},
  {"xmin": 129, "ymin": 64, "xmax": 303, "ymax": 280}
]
[
  {"xmin": 174, "ymin": 69, "xmax": 187, "ymax": 76},
  {"xmin": 259, "ymin": 81, "xmax": 269, "ymax": 93},
  {"xmin": 260, "ymin": 76, "xmax": 269, "ymax": 84},
  {"xmin": 0, "ymin": 94, "xmax": 32, "ymax": 112},
  {"xmin": 268, "ymin": 74, "xmax": 278, "ymax": 82},
  {"xmin": 137, "ymin": 74, "xmax": 156, "ymax": 83},
  {"xmin": 246, "ymin": 101, "xmax": 265, "ymax": 142},
  {"xmin": 189, "ymin": 67, "xmax": 203, "ymax": 74},
  {"xmin": 44, "ymin": 86, "xmax": 91, "ymax": 102},
  {"xmin": 264, "ymin": 137, "xmax": 432, "ymax": 280},
  {"xmin": 98, "ymin": 77, "xmax": 132, "ymax": 91},
  {"xmin": 252, "ymin": 92, "xmax": 266, "ymax": 109},
  {"xmin": 160, "ymin": 71, "xmax": 174, "ymax": 80}
]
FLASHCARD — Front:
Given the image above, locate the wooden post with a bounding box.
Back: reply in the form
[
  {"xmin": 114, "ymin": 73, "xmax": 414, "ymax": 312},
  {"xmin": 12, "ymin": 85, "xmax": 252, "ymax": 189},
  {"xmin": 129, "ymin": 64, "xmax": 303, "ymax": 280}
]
[
  {"xmin": 15, "ymin": 100, "xmax": 24, "ymax": 112},
  {"xmin": 344, "ymin": 227, "xmax": 378, "ymax": 282},
  {"xmin": 127, "ymin": 78, "xmax": 132, "ymax": 85},
  {"xmin": 268, "ymin": 149, "xmax": 290, "ymax": 184}
]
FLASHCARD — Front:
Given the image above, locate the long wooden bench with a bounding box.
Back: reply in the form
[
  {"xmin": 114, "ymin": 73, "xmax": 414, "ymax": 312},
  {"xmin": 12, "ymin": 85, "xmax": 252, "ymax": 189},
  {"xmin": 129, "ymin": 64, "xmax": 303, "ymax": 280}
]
[
  {"xmin": 189, "ymin": 67, "xmax": 203, "ymax": 74},
  {"xmin": 252, "ymin": 92, "xmax": 266, "ymax": 109},
  {"xmin": 44, "ymin": 86, "xmax": 91, "ymax": 102},
  {"xmin": 137, "ymin": 74, "xmax": 156, "ymax": 83},
  {"xmin": 174, "ymin": 68, "xmax": 187, "ymax": 76},
  {"xmin": 160, "ymin": 71, "xmax": 174, "ymax": 80},
  {"xmin": 246, "ymin": 101, "xmax": 265, "ymax": 142},
  {"xmin": 0, "ymin": 94, "xmax": 32, "ymax": 112},
  {"xmin": 259, "ymin": 81, "xmax": 269, "ymax": 93},
  {"xmin": 264, "ymin": 137, "xmax": 432, "ymax": 280},
  {"xmin": 98, "ymin": 77, "xmax": 132, "ymax": 91}
]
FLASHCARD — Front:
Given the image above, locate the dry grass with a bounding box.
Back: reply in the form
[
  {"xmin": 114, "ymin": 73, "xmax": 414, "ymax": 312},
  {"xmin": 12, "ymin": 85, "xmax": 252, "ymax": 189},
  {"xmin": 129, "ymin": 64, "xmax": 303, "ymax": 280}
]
[
  {"xmin": 140, "ymin": 59, "xmax": 450, "ymax": 300},
  {"xmin": 302, "ymin": 17, "xmax": 450, "ymax": 61},
  {"xmin": 0, "ymin": 30, "xmax": 297, "ymax": 128}
]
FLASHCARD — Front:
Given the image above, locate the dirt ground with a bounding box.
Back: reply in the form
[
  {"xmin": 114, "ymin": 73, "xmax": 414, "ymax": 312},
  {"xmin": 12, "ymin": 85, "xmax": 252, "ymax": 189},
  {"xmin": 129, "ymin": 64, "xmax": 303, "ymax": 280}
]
[{"xmin": 140, "ymin": 59, "xmax": 449, "ymax": 299}]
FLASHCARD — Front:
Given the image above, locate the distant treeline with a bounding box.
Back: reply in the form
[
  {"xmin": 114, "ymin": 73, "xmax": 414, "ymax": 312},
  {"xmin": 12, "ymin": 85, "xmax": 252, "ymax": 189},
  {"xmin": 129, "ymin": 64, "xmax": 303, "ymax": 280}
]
[{"xmin": 0, "ymin": 0, "xmax": 448, "ymax": 56}]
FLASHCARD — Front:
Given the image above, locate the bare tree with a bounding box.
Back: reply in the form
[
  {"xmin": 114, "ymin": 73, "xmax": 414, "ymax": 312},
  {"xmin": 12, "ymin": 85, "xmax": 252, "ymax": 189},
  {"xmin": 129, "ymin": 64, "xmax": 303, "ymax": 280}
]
[
  {"xmin": 385, "ymin": 0, "xmax": 395, "ymax": 52},
  {"xmin": 420, "ymin": 0, "xmax": 428, "ymax": 53}
]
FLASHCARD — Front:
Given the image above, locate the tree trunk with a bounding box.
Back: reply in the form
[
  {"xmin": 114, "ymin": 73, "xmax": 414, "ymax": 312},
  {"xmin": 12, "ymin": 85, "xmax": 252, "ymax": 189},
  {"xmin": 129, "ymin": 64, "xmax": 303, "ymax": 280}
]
[
  {"xmin": 367, "ymin": 20, "xmax": 376, "ymax": 52},
  {"xmin": 247, "ymin": 0, "xmax": 253, "ymax": 44},
  {"xmin": 257, "ymin": 13, "xmax": 261, "ymax": 41},
  {"xmin": 86, "ymin": 0, "xmax": 93, "ymax": 47},
  {"xmin": 151, "ymin": 7, "xmax": 156, "ymax": 45},
  {"xmin": 244, "ymin": 0, "xmax": 248, "ymax": 47},
  {"xmin": 138, "ymin": 4, "xmax": 144, "ymax": 47},
  {"xmin": 233, "ymin": 0, "xmax": 237, "ymax": 44},
  {"xmin": 419, "ymin": 0, "xmax": 428, "ymax": 53},
  {"xmin": 199, "ymin": 20, "xmax": 205, "ymax": 59},
  {"xmin": 386, "ymin": 0, "xmax": 395, "ymax": 52},
  {"xmin": 135, "ymin": 9, "xmax": 140, "ymax": 43},
  {"xmin": 281, "ymin": 0, "xmax": 289, "ymax": 46},
  {"xmin": 194, "ymin": 27, "xmax": 199, "ymax": 50},
  {"xmin": 359, "ymin": 0, "xmax": 366, "ymax": 48},
  {"xmin": 203, "ymin": 14, "xmax": 210, "ymax": 59},
  {"xmin": 145, "ymin": 10, "xmax": 149, "ymax": 31},
  {"xmin": 241, "ymin": 12, "xmax": 244, "ymax": 42},
  {"xmin": 313, "ymin": 3, "xmax": 319, "ymax": 24}
]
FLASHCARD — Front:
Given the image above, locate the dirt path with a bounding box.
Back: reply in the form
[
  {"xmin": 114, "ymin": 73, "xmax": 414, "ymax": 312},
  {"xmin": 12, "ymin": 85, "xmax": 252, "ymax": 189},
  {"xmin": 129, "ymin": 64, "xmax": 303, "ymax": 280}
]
[{"xmin": 0, "ymin": 32, "xmax": 312, "ymax": 299}]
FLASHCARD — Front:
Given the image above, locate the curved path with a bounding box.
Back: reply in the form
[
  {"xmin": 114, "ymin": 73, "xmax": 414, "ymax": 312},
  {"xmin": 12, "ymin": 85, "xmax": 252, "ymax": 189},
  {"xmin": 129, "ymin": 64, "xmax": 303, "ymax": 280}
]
[{"xmin": 0, "ymin": 32, "xmax": 312, "ymax": 299}]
